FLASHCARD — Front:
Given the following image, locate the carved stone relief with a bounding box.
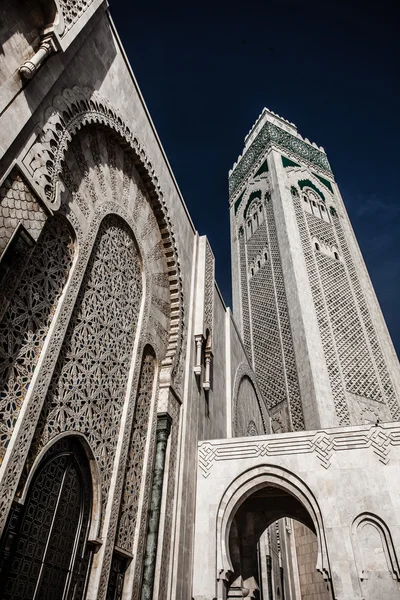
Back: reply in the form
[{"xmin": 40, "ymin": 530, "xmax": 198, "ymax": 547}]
[
  {"xmin": 0, "ymin": 215, "xmax": 74, "ymax": 461},
  {"xmin": 0, "ymin": 168, "xmax": 47, "ymax": 257},
  {"xmin": 116, "ymin": 347, "xmax": 156, "ymax": 552},
  {"xmin": 232, "ymin": 363, "xmax": 269, "ymax": 438},
  {"xmin": 21, "ymin": 86, "xmax": 184, "ymax": 381},
  {"xmin": 30, "ymin": 214, "xmax": 142, "ymax": 508}
]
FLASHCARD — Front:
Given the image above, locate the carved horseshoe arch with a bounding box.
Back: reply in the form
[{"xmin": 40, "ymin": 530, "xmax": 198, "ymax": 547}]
[{"xmin": 21, "ymin": 86, "xmax": 184, "ymax": 378}]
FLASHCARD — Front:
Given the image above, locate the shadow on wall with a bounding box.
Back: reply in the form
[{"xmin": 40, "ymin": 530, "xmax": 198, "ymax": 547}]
[
  {"xmin": 0, "ymin": 0, "xmax": 56, "ymax": 112},
  {"xmin": 0, "ymin": 0, "xmax": 118, "ymax": 127}
]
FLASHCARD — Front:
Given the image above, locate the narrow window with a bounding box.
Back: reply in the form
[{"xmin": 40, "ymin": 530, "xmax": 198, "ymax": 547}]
[
  {"xmin": 315, "ymin": 242, "xmax": 320, "ymax": 251},
  {"xmin": 334, "ymin": 251, "xmax": 339, "ymax": 260},
  {"xmin": 257, "ymin": 260, "xmax": 261, "ymax": 269},
  {"xmin": 264, "ymin": 252, "xmax": 268, "ymax": 261},
  {"xmin": 320, "ymin": 204, "xmax": 325, "ymax": 211},
  {"xmin": 259, "ymin": 205, "xmax": 262, "ymax": 212},
  {"xmin": 303, "ymin": 196, "xmax": 308, "ymax": 203},
  {"xmin": 312, "ymin": 200, "xmax": 317, "ymax": 207},
  {"xmin": 251, "ymin": 268, "xmax": 254, "ymax": 276}
]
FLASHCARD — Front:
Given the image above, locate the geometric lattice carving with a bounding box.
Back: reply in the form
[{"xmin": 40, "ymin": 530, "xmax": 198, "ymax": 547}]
[
  {"xmin": 238, "ymin": 229, "xmax": 252, "ymax": 358},
  {"xmin": 116, "ymin": 347, "xmax": 156, "ymax": 551},
  {"xmin": 292, "ymin": 190, "xmax": 350, "ymax": 426},
  {"xmin": 0, "ymin": 168, "xmax": 47, "ymax": 256},
  {"xmin": 204, "ymin": 240, "xmax": 214, "ymax": 339},
  {"xmin": 316, "ymin": 250, "xmax": 381, "ymax": 402},
  {"xmin": 234, "ymin": 376, "xmax": 265, "ymax": 437},
  {"xmin": 0, "ymin": 215, "xmax": 74, "ymax": 460},
  {"xmin": 24, "ymin": 87, "xmax": 183, "ymax": 378},
  {"xmin": 246, "ymin": 420, "xmax": 259, "ymax": 436},
  {"xmin": 32, "ymin": 215, "xmax": 142, "ymax": 506},
  {"xmin": 249, "ymin": 220, "xmax": 284, "ymax": 409},
  {"xmin": 59, "ymin": 0, "xmax": 95, "ymax": 32},
  {"xmin": 292, "ymin": 183, "xmax": 400, "ymax": 425},
  {"xmin": 244, "ymin": 196, "xmax": 304, "ymax": 431},
  {"xmin": 229, "ymin": 119, "xmax": 331, "ymax": 198},
  {"xmin": 332, "ymin": 213, "xmax": 400, "ymax": 421}
]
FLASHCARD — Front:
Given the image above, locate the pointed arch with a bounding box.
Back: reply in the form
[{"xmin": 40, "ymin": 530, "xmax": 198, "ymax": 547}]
[
  {"xmin": 22, "ymin": 86, "xmax": 184, "ymax": 377},
  {"xmin": 216, "ymin": 465, "xmax": 331, "ymax": 587},
  {"xmin": 232, "ymin": 363, "xmax": 270, "ymax": 437},
  {"xmin": 0, "ymin": 213, "xmax": 75, "ymax": 461},
  {"xmin": 352, "ymin": 513, "xmax": 400, "ymax": 583},
  {"xmin": 30, "ymin": 213, "xmax": 143, "ymax": 507},
  {"xmin": 0, "ymin": 435, "xmax": 94, "ymax": 600}
]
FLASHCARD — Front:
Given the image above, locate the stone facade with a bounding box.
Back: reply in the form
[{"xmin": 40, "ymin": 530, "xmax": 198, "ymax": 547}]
[
  {"xmin": 193, "ymin": 423, "xmax": 400, "ymax": 600},
  {"xmin": 229, "ymin": 108, "xmax": 400, "ymax": 432},
  {"xmin": 0, "ymin": 3, "xmax": 399, "ymax": 600},
  {"xmin": 228, "ymin": 107, "xmax": 400, "ymax": 600},
  {"xmin": 0, "ymin": 4, "xmax": 257, "ymax": 598}
]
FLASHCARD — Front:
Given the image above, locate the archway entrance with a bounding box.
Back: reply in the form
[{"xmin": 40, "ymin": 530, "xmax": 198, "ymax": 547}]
[
  {"xmin": 0, "ymin": 437, "xmax": 93, "ymax": 600},
  {"xmin": 194, "ymin": 426, "xmax": 400, "ymax": 600},
  {"xmin": 227, "ymin": 485, "xmax": 332, "ymax": 599}
]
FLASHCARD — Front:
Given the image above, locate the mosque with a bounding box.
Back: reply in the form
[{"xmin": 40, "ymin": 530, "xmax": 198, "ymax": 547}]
[{"xmin": 0, "ymin": 2, "xmax": 399, "ymax": 599}]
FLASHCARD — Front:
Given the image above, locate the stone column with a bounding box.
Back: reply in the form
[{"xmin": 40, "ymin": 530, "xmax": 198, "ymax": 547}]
[{"xmin": 140, "ymin": 412, "xmax": 172, "ymax": 600}]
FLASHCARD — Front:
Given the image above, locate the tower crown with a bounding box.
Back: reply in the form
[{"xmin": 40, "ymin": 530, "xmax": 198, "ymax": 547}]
[
  {"xmin": 244, "ymin": 107, "xmax": 297, "ymax": 147},
  {"xmin": 229, "ymin": 108, "xmax": 330, "ymax": 197}
]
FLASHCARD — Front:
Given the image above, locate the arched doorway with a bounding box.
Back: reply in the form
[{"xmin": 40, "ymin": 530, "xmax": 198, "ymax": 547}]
[
  {"xmin": 227, "ymin": 485, "xmax": 332, "ymax": 599},
  {"xmin": 214, "ymin": 468, "xmax": 333, "ymax": 600},
  {"xmin": 0, "ymin": 436, "xmax": 93, "ymax": 600}
]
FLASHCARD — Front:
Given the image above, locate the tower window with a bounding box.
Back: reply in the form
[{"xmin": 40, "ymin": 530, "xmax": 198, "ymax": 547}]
[
  {"xmin": 259, "ymin": 205, "xmax": 262, "ymax": 212},
  {"xmin": 315, "ymin": 242, "xmax": 320, "ymax": 251},
  {"xmin": 251, "ymin": 268, "xmax": 254, "ymax": 276},
  {"xmin": 321, "ymin": 205, "xmax": 325, "ymax": 211},
  {"xmin": 312, "ymin": 201, "xmax": 317, "ymax": 207},
  {"xmin": 334, "ymin": 251, "xmax": 339, "ymax": 260},
  {"xmin": 257, "ymin": 260, "xmax": 261, "ymax": 269},
  {"xmin": 264, "ymin": 252, "xmax": 268, "ymax": 261},
  {"xmin": 303, "ymin": 196, "xmax": 308, "ymax": 203}
]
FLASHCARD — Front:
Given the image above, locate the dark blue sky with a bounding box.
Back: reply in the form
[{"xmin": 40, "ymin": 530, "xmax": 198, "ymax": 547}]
[{"xmin": 110, "ymin": 0, "xmax": 400, "ymax": 357}]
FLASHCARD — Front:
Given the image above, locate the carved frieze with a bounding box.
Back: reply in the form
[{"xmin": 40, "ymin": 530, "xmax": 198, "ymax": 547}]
[
  {"xmin": 229, "ymin": 121, "xmax": 332, "ymax": 198},
  {"xmin": 198, "ymin": 423, "xmax": 400, "ymax": 477}
]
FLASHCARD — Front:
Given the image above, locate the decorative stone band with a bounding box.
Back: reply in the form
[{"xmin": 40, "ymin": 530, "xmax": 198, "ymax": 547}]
[
  {"xmin": 198, "ymin": 423, "xmax": 400, "ymax": 477},
  {"xmin": 140, "ymin": 412, "xmax": 172, "ymax": 600},
  {"xmin": 229, "ymin": 121, "xmax": 332, "ymax": 198}
]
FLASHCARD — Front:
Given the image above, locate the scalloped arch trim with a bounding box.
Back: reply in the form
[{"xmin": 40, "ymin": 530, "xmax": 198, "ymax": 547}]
[
  {"xmin": 28, "ymin": 86, "xmax": 184, "ymax": 374},
  {"xmin": 298, "ymin": 178, "xmax": 325, "ymax": 202}
]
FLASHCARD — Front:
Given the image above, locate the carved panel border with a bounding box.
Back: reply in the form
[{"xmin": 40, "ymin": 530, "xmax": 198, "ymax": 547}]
[{"xmin": 198, "ymin": 423, "xmax": 400, "ymax": 477}]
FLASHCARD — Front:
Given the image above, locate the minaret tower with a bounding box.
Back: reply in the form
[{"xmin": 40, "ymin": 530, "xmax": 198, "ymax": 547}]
[{"xmin": 229, "ymin": 108, "xmax": 400, "ymax": 433}]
